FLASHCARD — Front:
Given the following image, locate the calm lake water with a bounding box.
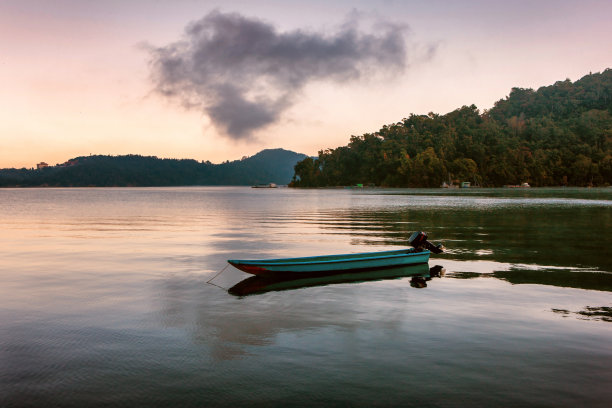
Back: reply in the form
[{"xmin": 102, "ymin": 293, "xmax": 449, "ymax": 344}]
[{"xmin": 1, "ymin": 187, "xmax": 611, "ymax": 407}]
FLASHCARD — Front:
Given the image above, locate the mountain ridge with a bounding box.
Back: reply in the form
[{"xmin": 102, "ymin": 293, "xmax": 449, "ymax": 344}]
[{"xmin": 0, "ymin": 148, "xmax": 307, "ymax": 187}]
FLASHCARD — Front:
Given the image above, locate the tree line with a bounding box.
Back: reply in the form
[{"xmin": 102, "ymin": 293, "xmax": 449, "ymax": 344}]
[{"xmin": 291, "ymin": 69, "xmax": 612, "ymax": 187}]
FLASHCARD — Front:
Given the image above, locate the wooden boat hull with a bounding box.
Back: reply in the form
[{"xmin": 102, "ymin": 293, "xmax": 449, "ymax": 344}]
[
  {"xmin": 228, "ymin": 248, "xmax": 430, "ymax": 276},
  {"xmin": 228, "ymin": 263, "xmax": 431, "ymax": 296}
]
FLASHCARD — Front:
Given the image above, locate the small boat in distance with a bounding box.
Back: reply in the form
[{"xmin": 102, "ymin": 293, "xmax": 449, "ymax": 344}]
[
  {"xmin": 228, "ymin": 231, "xmax": 443, "ymax": 276},
  {"xmin": 504, "ymin": 182, "xmax": 531, "ymax": 188},
  {"xmin": 251, "ymin": 183, "xmax": 277, "ymax": 188}
]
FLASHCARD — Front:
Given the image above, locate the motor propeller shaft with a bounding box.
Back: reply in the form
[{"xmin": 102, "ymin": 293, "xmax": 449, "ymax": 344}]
[{"xmin": 408, "ymin": 231, "xmax": 444, "ymax": 254}]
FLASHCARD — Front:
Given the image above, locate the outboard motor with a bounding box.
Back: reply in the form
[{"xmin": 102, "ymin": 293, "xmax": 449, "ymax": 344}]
[{"xmin": 409, "ymin": 231, "xmax": 444, "ymax": 254}]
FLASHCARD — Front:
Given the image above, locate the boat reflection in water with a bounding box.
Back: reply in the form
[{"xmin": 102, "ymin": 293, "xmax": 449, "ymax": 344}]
[{"xmin": 228, "ymin": 264, "xmax": 445, "ymax": 296}]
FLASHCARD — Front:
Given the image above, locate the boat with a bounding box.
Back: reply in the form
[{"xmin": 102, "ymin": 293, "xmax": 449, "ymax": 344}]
[
  {"xmin": 251, "ymin": 183, "xmax": 277, "ymax": 188},
  {"xmin": 504, "ymin": 182, "xmax": 531, "ymax": 188},
  {"xmin": 228, "ymin": 248, "xmax": 429, "ymax": 275},
  {"xmin": 227, "ymin": 231, "xmax": 443, "ymax": 276},
  {"xmin": 228, "ymin": 263, "xmax": 434, "ymax": 296}
]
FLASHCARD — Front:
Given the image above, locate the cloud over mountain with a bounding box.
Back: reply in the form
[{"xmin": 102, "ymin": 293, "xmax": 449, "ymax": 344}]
[{"xmin": 148, "ymin": 11, "xmax": 421, "ymax": 140}]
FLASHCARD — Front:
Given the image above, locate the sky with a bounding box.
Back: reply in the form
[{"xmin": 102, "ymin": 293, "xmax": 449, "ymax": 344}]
[{"xmin": 1, "ymin": 0, "xmax": 611, "ymax": 168}]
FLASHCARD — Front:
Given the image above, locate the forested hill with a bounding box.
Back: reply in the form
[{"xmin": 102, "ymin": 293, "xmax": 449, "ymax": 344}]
[
  {"xmin": 291, "ymin": 69, "xmax": 612, "ymax": 187},
  {"xmin": 0, "ymin": 149, "xmax": 307, "ymax": 187}
]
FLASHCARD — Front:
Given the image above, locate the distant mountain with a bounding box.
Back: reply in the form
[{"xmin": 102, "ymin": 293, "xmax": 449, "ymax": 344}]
[{"xmin": 0, "ymin": 148, "xmax": 308, "ymax": 187}]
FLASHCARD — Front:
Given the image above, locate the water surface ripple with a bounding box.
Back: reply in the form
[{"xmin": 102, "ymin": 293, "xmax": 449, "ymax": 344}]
[{"xmin": 1, "ymin": 187, "xmax": 611, "ymax": 407}]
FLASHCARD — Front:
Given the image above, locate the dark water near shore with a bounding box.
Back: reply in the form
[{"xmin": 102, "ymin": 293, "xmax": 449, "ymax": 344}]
[{"xmin": 1, "ymin": 187, "xmax": 611, "ymax": 407}]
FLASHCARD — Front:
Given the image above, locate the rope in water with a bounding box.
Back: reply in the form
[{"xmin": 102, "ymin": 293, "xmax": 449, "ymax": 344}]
[{"xmin": 206, "ymin": 263, "xmax": 230, "ymax": 290}]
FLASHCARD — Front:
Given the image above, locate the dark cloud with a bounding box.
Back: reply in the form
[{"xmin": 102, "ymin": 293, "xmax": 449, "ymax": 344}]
[{"xmin": 148, "ymin": 11, "xmax": 416, "ymax": 140}]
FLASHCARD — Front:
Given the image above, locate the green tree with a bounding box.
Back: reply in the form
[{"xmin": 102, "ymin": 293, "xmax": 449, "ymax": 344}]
[
  {"xmin": 291, "ymin": 157, "xmax": 319, "ymax": 187},
  {"xmin": 448, "ymin": 158, "xmax": 478, "ymax": 182},
  {"xmin": 409, "ymin": 147, "xmax": 446, "ymax": 187}
]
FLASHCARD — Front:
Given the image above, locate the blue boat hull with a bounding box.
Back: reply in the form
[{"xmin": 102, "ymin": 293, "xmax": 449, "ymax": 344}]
[
  {"xmin": 228, "ymin": 248, "xmax": 430, "ymax": 276},
  {"xmin": 229, "ymin": 263, "xmax": 432, "ymax": 296}
]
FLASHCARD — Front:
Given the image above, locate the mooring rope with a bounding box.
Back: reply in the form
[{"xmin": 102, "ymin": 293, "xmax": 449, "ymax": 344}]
[{"xmin": 206, "ymin": 263, "xmax": 230, "ymax": 289}]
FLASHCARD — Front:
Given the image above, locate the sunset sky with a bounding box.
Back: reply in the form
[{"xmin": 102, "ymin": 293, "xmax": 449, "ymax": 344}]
[{"xmin": 1, "ymin": 0, "xmax": 611, "ymax": 169}]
